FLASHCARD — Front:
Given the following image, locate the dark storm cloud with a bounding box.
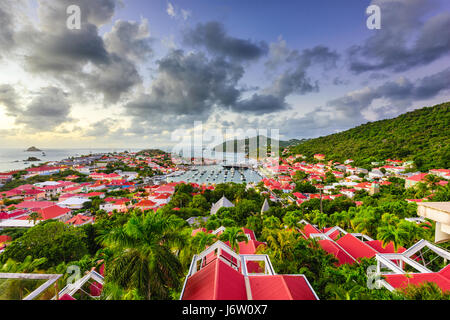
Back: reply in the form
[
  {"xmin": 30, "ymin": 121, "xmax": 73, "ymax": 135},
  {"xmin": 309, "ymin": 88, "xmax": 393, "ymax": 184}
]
[
  {"xmin": 329, "ymin": 67, "xmax": 450, "ymax": 116},
  {"xmin": 85, "ymin": 54, "xmax": 142, "ymax": 104},
  {"xmin": 125, "ymin": 50, "xmax": 243, "ymax": 121},
  {"xmin": 348, "ymin": 0, "xmax": 450, "ymax": 73},
  {"xmin": 232, "ymin": 94, "xmax": 288, "ymax": 114},
  {"xmin": 15, "ymin": 87, "xmax": 72, "ymax": 131},
  {"xmin": 23, "ymin": 24, "xmax": 110, "ymax": 74},
  {"xmin": 183, "ymin": 21, "xmax": 269, "ymax": 61},
  {"xmin": 0, "ymin": 84, "xmax": 20, "ymax": 114},
  {"xmin": 230, "ymin": 45, "xmax": 339, "ymax": 115},
  {"xmin": 104, "ymin": 19, "xmax": 153, "ymax": 62},
  {"xmin": 0, "ymin": 3, "xmax": 15, "ymax": 52},
  {"xmin": 17, "ymin": 0, "xmax": 145, "ymax": 104}
]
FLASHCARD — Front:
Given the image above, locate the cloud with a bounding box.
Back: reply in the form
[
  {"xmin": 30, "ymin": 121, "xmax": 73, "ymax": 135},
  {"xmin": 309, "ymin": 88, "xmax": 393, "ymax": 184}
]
[
  {"xmin": 166, "ymin": 2, "xmax": 191, "ymax": 21},
  {"xmin": 104, "ymin": 19, "xmax": 153, "ymax": 62},
  {"xmin": 232, "ymin": 94, "xmax": 289, "ymax": 114},
  {"xmin": 15, "ymin": 87, "xmax": 73, "ymax": 131},
  {"xmin": 14, "ymin": 0, "xmax": 146, "ymax": 104},
  {"xmin": 167, "ymin": 2, "xmax": 176, "ymax": 17},
  {"xmin": 183, "ymin": 21, "xmax": 269, "ymax": 61},
  {"xmin": 348, "ymin": 0, "xmax": 450, "ymax": 73},
  {"xmin": 0, "ymin": 3, "xmax": 15, "ymax": 52},
  {"xmin": 328, "ymin": 67, "xmax": 450, "ymax": 120},
  {"xmin": 0, "ymin": 84, "xmax": 20, "ymax": 115},
  {"xmin": 125, "ymin": 50, "xmax": 243, "ymax": 124},
  {"xmin": 181, "ymin": 9, "xmax": 191, "ymax": 21}
]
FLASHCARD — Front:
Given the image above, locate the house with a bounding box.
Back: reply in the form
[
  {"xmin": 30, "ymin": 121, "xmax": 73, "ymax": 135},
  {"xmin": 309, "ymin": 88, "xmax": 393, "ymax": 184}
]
[
  {"xmin": 57, "ymin": 197, "xmax": 91, "ymax": 210},
  {"xmin": 0, "ymin": 173, "xmax": 13, "ymax": 184},
  {"xmin": 180, "ymin": 241, "xmax": 319, "ymax": 300},
  {"xmin": 417, "ymin": 202, "xmax": 450, "ymax": 243},
  {"xmin": 65, "ymin": 214, "xmax": 93, "ymax": 226},
  {"xmin": 186, "ymin": 216, "xmax": 209, "ymax": 226},
  {"xmin": 314, "ymin": 154, "xmax": 325, "ymax": 161},
  {"xmin": 148, "ymin": 193, "xmax": 172, "ymax": 206},
  {"xmin": 376, "ymin": 240, "xmax": 450, "ymax": 293},
  {"xmin": 429, "ymin": 169, "xmax": 450, "ymax": 180},
  {"xmin": 405, "ymin": 173, "xmax": 428, "ymax": 189},
  {"xmin": 18, "ymin": 205, "xmax": 71, "ymax": 221},
  {"xmin": 134, "ymin": 199, "xmax": 157, "ymax": 211},
  {"xmin": 369, "ymin": 169, "xmax": 385, "ymax": 180},
  {"xmin": 299, "ymin": 222, "xmax": 406, "ymax": 266},
  {"xmin": 210, "ymin": 196, "xmax": 234, "ymax": 215},
  {"xmin": 99, "ymin": 198, "xmax": 129, "ymax": 213},
  {"xmin": 340, "ymin": 188, "xmax": 356, "ymax": 198}
]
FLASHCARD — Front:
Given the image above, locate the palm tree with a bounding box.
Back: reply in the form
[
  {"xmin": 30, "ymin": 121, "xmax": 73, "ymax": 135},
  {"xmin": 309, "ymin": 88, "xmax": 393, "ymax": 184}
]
[
  {"xmin": 376, "ymin": 224, "xmax": 409, "ymax": 251},
  {"xmin": 27, "ymin": 211, "xmax": 42, "ymax": 225},
  {"xmin": 191, "ymin": 232, "xmax": 217, "ymax": 253},
  {"xmin": 98, "ymin": 212, "xmax": 187, "ymax": 300},
  {"xmin": 313, "ymin": 211, "xmax": 329, "ymax": 230},
  {"xmin": 283, "ymin": 213, "xmax": 300, "ymax": 231},
  {"xmin": 264, "ymin": 229, "xmax": 298, "ymax": 262},
  {"xmin": 219, "ymin": 227, "xmax": 248, "ymax": 253},
  {"xmin": 263, "ymin": 216, "xmax": 281, "ymax": 230},
  {"xmin": 424, "ymin": 174, "xmax": 441, "ymax": 192}
]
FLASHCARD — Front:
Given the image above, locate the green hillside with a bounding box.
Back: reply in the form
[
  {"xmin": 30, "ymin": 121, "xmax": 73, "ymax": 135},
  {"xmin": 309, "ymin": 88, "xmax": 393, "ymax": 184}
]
[
  {"xmin": 213, "ymin": 135, "xmax": 306, "ymax": 156},
  {"xmin": 288, "ymin": 102, "xmax": 450, "ymax": 171}
]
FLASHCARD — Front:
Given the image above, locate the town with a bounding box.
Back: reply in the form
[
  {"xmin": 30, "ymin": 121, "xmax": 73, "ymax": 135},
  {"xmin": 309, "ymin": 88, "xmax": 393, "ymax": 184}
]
[{"xmin": 1, "ymin": 145, "xmax": 449, "ymax": 300}]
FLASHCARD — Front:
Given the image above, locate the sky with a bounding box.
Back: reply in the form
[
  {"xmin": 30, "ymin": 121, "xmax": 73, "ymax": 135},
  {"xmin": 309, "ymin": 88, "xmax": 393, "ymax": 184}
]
[{"xmin": 0, "ymin": 0, "xmax": 449, "ymax": 149}]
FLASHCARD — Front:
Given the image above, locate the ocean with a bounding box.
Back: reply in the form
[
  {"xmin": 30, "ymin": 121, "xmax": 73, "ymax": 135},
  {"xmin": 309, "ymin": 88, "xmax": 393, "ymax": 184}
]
[
  {"xmin": 0, "ymin": 147, "xmax": 250, "ymax": 173},
  {"xmin": 0, "ymin": 148, "xmax": 139, "ymax": 173}
]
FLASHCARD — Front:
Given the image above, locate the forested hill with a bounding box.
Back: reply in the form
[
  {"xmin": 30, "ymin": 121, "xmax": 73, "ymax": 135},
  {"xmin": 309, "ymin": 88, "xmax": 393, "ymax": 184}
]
[
  {"xmin": 288, "ymin": 102, "xmax": 450, "ymax": 171},
  {"xmin": 213, "ymin": 135, "xmax": 306, "ymax": 154}
]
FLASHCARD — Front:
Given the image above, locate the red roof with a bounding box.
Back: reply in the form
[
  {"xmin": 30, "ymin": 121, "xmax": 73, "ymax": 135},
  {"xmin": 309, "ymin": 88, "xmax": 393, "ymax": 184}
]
[
  {"xmin": 66, "ymin": 214, "xmax": 92, "ymax": 226},
  {"xmin": 191, "ymin": 228, "xmax": 208, "ymax": 237},
  {"xmin": 318, "ymin": 239, "xmax": 356, "ymax": 266},
  {"xmin": 15, "ymin": 201, "xmax": 55, "ymax": 210},
  {"xmin": 406, "ymin": 173, "xmax": 428, "ymax": 182},
  {"xmin": 364, "ymin": 240, "xmax": 406, "ymax": 254},
  {"xmin": 242, "ymin": 228, "xmax": 256, "ymax": 241},
  {"xmin": 301, "ymin": 224, "xmax": 321, "ymax": 238},
  {"xmin": 182, "ymin": 259, "xmax": 247, "ymax": 300},
  {"xmin": 335, "ymin": 234, "xmax": 378, "ymax": 260},
  {"xmin": 248, "ymin": 275, "xmax": 317, "ymax": 300},
  {"xmin": 135, "ymin": 199, "xmax": 157, "ymax": 208},
  {"xmin": 19, "ymin": 205, "xmax": 70, "ymax": 221},
  {"xmin": 384, "ymin": 270, "xmax": 450, "ymax": 292},
  {"xmin": 0, "ymin": 235, "xmax": 12, "ymax": 243}
]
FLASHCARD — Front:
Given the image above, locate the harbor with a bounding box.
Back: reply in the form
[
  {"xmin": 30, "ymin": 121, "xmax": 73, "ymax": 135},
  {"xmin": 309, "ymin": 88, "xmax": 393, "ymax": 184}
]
[{"xmin": 166, "ymin": 164, "xmax": 263, "ymax": 185}]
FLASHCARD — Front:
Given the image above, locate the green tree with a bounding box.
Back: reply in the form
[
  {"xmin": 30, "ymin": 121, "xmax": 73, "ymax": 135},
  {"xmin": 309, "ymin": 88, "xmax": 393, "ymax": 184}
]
[
  {"xmin": 219, "ymin": 227, "xmax": 248, "ymax": 253},
  {"xmin": 99, "ymin": 212, "xmax": 187, "ymax": 300}
]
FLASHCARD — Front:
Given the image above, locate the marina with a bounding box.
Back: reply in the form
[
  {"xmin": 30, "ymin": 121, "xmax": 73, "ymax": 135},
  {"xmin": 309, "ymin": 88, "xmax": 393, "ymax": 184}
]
[{"xmin": 166, "ymin": 164, "xmax": 263, "ymax": 185}]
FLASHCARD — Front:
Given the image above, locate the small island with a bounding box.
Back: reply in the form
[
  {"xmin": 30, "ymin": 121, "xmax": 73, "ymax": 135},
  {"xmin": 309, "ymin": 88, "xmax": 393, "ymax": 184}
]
[
  {"xmin": 26, "ymin": 146, "xmax": 42, "ymax": 152},
  {"xmin": 24, "ymin": 157, "xmax": 41, "ymax": 162}
]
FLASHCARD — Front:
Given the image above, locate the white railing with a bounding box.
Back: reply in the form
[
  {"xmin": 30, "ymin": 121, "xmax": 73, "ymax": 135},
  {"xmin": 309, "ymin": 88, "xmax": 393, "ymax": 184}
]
[{"xmin": 55, "ymin": 270, "xmax": 104, "ymax": 300}]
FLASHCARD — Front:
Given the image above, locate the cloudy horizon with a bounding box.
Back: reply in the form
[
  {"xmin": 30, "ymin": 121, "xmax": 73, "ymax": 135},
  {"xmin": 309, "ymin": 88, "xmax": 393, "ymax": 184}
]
[{"xmin": 0, "ymin": 0, "xmax": 449, "ymax": 149}]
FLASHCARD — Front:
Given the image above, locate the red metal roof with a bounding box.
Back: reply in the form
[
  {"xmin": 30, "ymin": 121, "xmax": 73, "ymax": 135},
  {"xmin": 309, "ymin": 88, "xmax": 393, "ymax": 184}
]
[
  {"xmin": 248, "ymin": 275, "xmax": 317, "ymax": 300},
  {"xmin": 318, "ymin": 239, "xmax": 356, "ymax": 266},
  {"xmin": 364, "ymin": 240, "xmax": 406, "ymax": 254},
  {"xmin": 182, "ymin": 259, "xmax": 247, "ymax": 300},
  {"xmin": 335, "ymin": 234, "xmax": 378, "ymax": 260},
  {"xmin": 384, "ymin": 273, "xmax": 450, "ymax": 292}
]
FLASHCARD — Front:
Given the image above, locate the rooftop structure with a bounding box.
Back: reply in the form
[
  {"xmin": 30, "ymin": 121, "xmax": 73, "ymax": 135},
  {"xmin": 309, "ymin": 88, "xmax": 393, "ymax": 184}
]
[
  {"xmin": 417, "ymin": 202, "xmax": 450, "ymax": 243},
  {"xmin": 210, "ymin": 195, "xmax": 234, "ymax": 215},
  {"xmin": 376, "ymin": 239, "xmax": 450, "ymax": 292},
  {"xmin": 180, "ymin": 241, "xmax": 318, "ymax": 300}
]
